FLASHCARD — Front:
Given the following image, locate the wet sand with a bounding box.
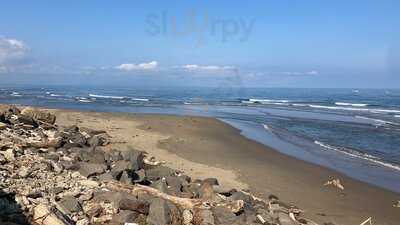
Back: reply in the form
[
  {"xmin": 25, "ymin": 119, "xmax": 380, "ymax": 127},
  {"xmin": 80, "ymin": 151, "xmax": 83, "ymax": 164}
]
[{"xmin": 52, "ymin": 109, "xmax": 400, "ymax": 225}]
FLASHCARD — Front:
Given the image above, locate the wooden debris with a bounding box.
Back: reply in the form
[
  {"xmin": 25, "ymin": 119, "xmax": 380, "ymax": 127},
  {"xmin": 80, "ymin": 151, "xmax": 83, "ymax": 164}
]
[{"xmin": 324, "ymin": 178, "xmax": 344, "ymax": 190}]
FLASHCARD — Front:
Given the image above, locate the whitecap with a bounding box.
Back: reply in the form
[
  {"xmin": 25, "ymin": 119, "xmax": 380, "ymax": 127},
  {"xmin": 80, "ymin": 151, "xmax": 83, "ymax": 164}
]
[
  {"xmin": 131, "ymin": 98, "xmax": 149, "ymax": 102},
  {"xmin": 314, "ymin": 141, "xmax": 400, "ymax": 171},
  {"xmin": 89, "ymin": 94, "xmax": 126, "ymax": 99},
  {"xmin": 335, "ymin": 102, "xmax": 368, "ymax": 107}
]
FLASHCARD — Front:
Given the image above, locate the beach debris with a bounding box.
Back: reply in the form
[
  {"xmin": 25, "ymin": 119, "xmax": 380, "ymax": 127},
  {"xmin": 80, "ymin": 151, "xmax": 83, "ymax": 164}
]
[
  {"xmin": 324, "ymin": 178, "xmax": 345, "ymax": 190},
  {"xmin": 359, "ymin": 217, "xmax": 373, "ymax": 225},
  {"xmin": 393, "ymin": 200, "xmax": 400, "ymax": 208},
  {"xmin": 0, "ymin": 104, "xmax": 341, "ymax": 225}
]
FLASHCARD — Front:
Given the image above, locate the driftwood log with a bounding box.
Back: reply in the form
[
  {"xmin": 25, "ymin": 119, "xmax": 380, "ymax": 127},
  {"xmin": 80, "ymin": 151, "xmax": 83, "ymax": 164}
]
[{"xmin": 104, "ymin": 181, "xmax": 244, "ymax": 213}]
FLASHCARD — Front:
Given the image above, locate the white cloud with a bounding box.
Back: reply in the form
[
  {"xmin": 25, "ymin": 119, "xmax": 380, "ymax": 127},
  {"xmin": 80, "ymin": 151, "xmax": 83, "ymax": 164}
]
[
  {"xmin": 115, "ymin": 61, "xmax": 158, "ymax": 71},
  {"xmin": 180, "ymin": 64, "xmax": 235, "ymax": 72},
  {"xmin": 0, "ymin": 37, "xmax": 30, "ymax": 73}
]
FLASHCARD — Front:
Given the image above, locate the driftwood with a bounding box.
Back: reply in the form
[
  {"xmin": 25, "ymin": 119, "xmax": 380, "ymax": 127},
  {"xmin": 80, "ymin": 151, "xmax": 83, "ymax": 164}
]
[
  {"xmin": 32, "ymin": 204, "xmax": 73, "ymax": 225},
  {"xmin": 324, "ymin": 178, "xmax": 344, "ymax": 190},
  {"xmin": 104, "ymin": 181, "xmax": 244, "ymax": 213}
]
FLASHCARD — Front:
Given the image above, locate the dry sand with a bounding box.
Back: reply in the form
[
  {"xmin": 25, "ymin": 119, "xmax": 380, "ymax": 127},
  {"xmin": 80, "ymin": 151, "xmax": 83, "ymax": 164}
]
[{"xmin": 51, "ymin": 109, "xmax": 400, "ymax": 225}]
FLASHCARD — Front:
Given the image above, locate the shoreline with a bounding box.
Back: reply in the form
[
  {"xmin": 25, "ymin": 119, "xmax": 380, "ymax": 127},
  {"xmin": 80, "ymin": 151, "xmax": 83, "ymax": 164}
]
[{"xmin": 47, "ymin": 107, "xmax": 400, "ymax": 225}]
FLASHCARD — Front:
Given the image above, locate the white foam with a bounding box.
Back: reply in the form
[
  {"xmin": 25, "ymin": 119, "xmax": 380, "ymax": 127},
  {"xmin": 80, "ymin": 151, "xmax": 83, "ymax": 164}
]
[
  {"xmin": 309, "ymin": 104, "xmax": 400, "ymax": 114},
  {"xmin": 50, "ymin": 94, "xmax": 62, "ymax": 97},
  {"xmin": 78, "ymin": 99, "xmax": 92, "ymax": 103},
  {"xmin": 248, "ymin": 98, "xmax": 289, "ymax": 103},
  {"xmin": 355, "ymin": 116, "xmax": 400, "ymax": 126},
  {"xmin": 10, "ymin": 92, "xmax": 22, "ymax": 97},
  {"xmin": 314, "ymin": 141, "xmax": 400, "ymax": 171},
  {"xmin": 335, "ymin": 102, "xmax": 368, "ymax": 107},
  {"xmin": 89, "ymin": 94, "xmax": 126, "ymax": 99},
  {"xmin": 262, "ymin": 124, "xmax": 272, "ymax": 132},
  {"xmin": 131, "ymin": 98, "xmax": 149, "ymax": 102},
  {"xmin": 395, "ymin": 115, "xmax": 400, "ymax": 118}
]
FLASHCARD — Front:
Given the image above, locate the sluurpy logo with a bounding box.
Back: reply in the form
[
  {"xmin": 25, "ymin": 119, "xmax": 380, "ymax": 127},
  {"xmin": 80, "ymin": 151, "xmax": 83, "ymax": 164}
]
[{"xmin": 144, "ymin": 10, "xmax": 256, "ymax": 46}]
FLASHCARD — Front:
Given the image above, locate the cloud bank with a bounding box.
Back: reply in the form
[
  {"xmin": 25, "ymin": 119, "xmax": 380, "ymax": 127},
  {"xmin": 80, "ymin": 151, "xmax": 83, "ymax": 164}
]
[
  {"xmin": 0, "ymin": 37, "xmax": 30, "ymax": 73},
  {"xmin": 115, "ymin": 61, "xmax": 158, "ymax": 71}
]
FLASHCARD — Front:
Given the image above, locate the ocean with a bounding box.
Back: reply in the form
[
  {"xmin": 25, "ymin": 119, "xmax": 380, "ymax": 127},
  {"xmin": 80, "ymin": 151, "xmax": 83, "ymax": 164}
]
[{"xmin": 1, "ymin": 86, "xmax": 400, "ymax": 192}]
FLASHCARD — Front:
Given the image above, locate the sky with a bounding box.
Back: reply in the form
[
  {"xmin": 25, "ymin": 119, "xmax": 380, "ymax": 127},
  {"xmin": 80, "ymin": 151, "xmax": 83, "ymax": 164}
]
[{"xmin": 0, "ymin": 0, "xmax": 399, "ymax": 88}]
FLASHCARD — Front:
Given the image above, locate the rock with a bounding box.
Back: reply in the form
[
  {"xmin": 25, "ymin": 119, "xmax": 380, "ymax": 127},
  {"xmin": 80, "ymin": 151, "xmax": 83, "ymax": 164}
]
[
  {"xmin": 17, "ymin": 166, "xmax": 31, "ymax": 178},
  {"xmin": 132, "ymin": 169, "xmax": 146, "ymax": 183},
  {"xmin": 183, "ymin": 209, "xmax": 193, "ymax": 225},
  {"xmin": 87, "ymin": 150, "xmax": 105, "ymax": 164},
  {"xmin": 119, "ymin": 171, "xmax": 133, "ymax": 185},
  {"xmin": 21, "ymin": 107, "xmax": 56, "ymax": 124},
  {"xmin": 278, "ymin": 212, "xmax": 297, "ymax": 225},
  {"xmin": 76, "ymin": 218, "xmax": 89, "ymax": 225},
  {"xmin": 203, "ymin": 178, "xmax": 219, "ymax": 186},
  {"xmin": 119, "ymin": 198, "xmax": 150, "ymax": 214},
  {"xmin": 0, "ymin": 122, "xmax": 6, "ymax": 130},
  {"xmin": 111, "ymin": 210, "xmax": 139, "ymax": 225},
  {"xmin": 166, "ymin": 176, "xmax": 183, "ymax": 195},
  {"xmin": 98, "ymin": 172, "xmax": 115, "ymax": 182},
  {"xmin": 88, "ymin": 133, "xmax": 110, "ymax": 147},
  {"xmin": 3, "ymin": 149, "xmax": 15, "ymax": 161},
  {"xmin": 78, "ymin": 162, "xmax": 106, "ymax": 177},
  {"xmin": 0, "ymin": 153, "xmax": 6, "ymax": 164},
  {"xmin": 80, "ymin": 179, "xmax": 99, "ymax": 188},
  {"xmin": 147, "ymin": 198, "xmax": 172, "ymax": 225},
  {"xmin": 58, "ymin": 196, "xmax": 82, "ymax": 214},
  {"xmin": 145, "ymin": 166, "xmax": 175, "ymax": 181},
  {"xmin": 121, "ymin": 148, "xmax": 145, "ymax": 171},
  {"xmin": 212, "ymin": 206, "xmax": 241, "ymax": 225},
  {"xmin": 111, "ymin": 160, "xmax": 132, "ymax": 178},
  {"xmin": 199, "ymin": 209, "xmax": 215, "ymax": 225},
  {"xmin": 151, "ymin": 179, "xmax": 169, "ymax": 193},
  {"xmin": 229, "ymin": 191, "xmax": 253, "ymax": 205}
]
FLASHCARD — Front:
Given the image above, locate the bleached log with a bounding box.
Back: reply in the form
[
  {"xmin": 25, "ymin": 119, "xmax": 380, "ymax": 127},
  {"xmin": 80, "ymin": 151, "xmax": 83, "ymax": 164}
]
[{"xmin": 104, "ymin": 181, "xmax": 244, "ymax": 213}]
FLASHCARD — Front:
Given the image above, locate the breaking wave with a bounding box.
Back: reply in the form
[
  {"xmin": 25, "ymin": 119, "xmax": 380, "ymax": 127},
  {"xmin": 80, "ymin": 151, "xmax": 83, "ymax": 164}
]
[
  {"xmin": 314, "ymin": 141, "xmax": 400, "ymax": 171},
  {"xmin": 335, "ymin": 102, "xmax": 368, "ymax": 107},
  {"xmin": 89, "ymin": 94, "xmax": 126, "ymax": 99}
]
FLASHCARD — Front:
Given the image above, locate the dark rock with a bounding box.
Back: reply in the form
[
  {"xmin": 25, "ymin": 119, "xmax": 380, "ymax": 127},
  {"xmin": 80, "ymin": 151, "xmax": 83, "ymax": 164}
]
[
  {"xmin": 119, "ymin": 171, "xmax": 132, "ymax": 185},
  {"xmin": 132, "ymin": 169, "xmax": 146, "ymax": 183},
  {"xmin": 93, "ymin": 191, "xmax": 122, "ymax": 204},
  {"xmin": 44, "ymin": 152, "xmax": 60, "ymax": 161},
  {"xmin": 229, "ymin": 191, "xmax": 253, "ymax": 205},
  {"xmin": 278, "ymin": 212, "xmax": 297, "ymax": 225},
  {"xmin": 88, "ymin": 133, "xmax": 110, "ymax": 147},
  {"xmin": 121, "ymin": 148, "xmax": 145, "ymax": 170},
  {"xmin": 67, "ymin": 133, "xmax": 87, "ymax": 146},
  {"xmin": 78, "ymin": 162, "xmax": 106, "ymax": 177},
  {"xmin": 147, "ymin": 198, "xmax": 172, "ymax": 225},
  {"xmin": 203, "ymin": 178, "xmax": 219, "ymax": 186},
  {"xmin": 166, "ymin": 176, "xmax": 182, "ymax": 195},
  {"xmin": 119, "ymin": 198, "xmax": 150, "ymax": 214},
  {"xmin": 151, "ymin": 179, "xmax": 169, "ymax": 193},
  {"xmin": 58, "ymin": 196, "xmax": 82, "ymax": 214},
  {"xmin": 145, "ymin": 166, "xmax": 175, "ymax": 181},
  {"xmin": 88, "ymin": 151, "xmax": 105, "ymax": 164},
  {"xmin": 182, "ymin": 183, "xmax": 201, "ymax": 198},
  {"xmin": 110, "ymin": 210, "xmax": 139, "ymax": 225},
  {"xmin": 212, "ymin": 206, "xmax": 242, "ymax": 225},
  {"xmin": 98, "ymin": 172, "xmax": 115, "ymax": 182},
  {"xmin": 111, "ymin": 160, "xmax": 132, "ymax": 178}
]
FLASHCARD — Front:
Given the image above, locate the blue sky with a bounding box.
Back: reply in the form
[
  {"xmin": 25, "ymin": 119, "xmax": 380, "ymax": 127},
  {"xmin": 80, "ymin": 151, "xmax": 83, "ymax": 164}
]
[{"xmin": 0, "ymin": 0, "xmax": 399, "ymax": 88}]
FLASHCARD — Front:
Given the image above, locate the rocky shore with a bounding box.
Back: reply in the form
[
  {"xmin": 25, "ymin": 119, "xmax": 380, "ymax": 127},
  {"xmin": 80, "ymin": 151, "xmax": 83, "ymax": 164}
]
[{"xmin": 0, "ymin": 105, "xmax": 376, "ymax": 225}]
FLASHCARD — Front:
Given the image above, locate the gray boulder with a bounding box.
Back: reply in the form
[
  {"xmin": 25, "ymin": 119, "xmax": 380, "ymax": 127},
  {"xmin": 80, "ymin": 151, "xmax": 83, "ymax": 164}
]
[
  {"xmin": 58, "ymin": 196, "xmax": 82, "ymax": 214},
  {"xmin": 78, "ymin": 162, "xmax": 106, "ymax": 177},
  {"xmin": 147, "ymin": 198, "xmax": 172, "ymax": 225}
]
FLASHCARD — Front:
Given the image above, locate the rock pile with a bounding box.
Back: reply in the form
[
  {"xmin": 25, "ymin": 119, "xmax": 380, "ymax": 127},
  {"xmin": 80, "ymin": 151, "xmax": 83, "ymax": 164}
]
[{"xmin": 0, "ymin": 105, "xmax": 328, "ymax": 225}]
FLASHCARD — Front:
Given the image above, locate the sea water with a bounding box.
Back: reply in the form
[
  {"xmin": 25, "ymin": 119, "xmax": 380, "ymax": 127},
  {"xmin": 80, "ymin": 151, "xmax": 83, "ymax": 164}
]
[{"xmin": 1, "ymin": 86, "xmax": 399, "ymax": 192}]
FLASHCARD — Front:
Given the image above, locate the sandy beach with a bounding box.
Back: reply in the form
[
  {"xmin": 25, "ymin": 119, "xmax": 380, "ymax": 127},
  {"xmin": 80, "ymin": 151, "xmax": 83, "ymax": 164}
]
[{"xmin": 47, "ymin": 108, "xmax": 400, "ymax": 225}]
